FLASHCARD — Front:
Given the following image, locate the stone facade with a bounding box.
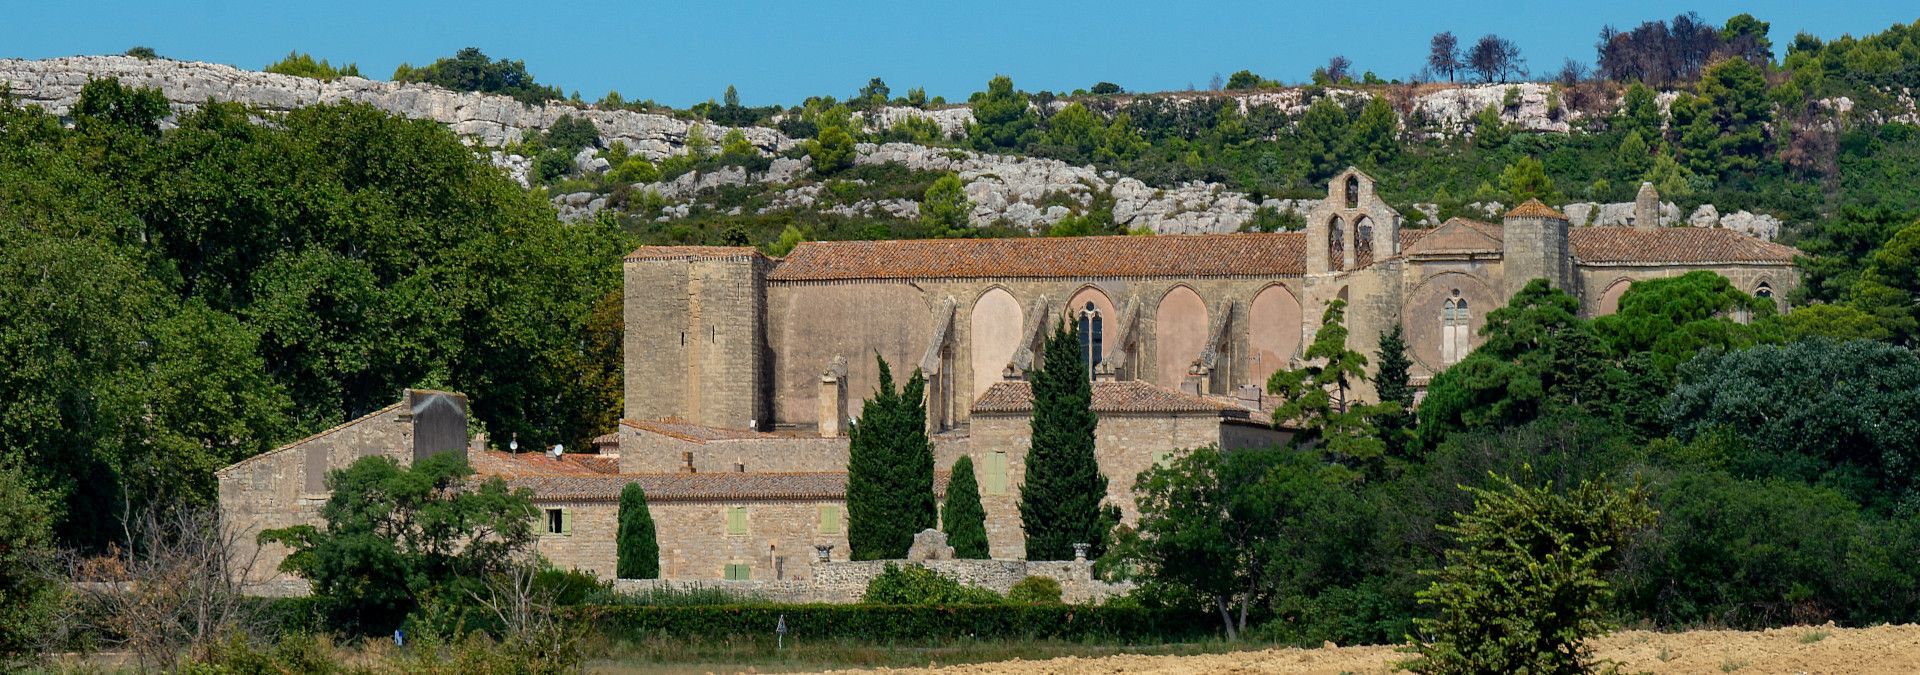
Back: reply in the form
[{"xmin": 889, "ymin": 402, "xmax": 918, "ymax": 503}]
[
  {"xmin": 215, "ymin": 389, "xmax": 471, "ymax": 584},
  {"xmin": 534, "ymin": 497, "xmax": 848, "ymax": 582}
]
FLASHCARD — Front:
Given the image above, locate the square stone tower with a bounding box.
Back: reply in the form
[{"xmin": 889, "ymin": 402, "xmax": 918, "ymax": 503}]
[
  {"xmin": 623, "ymin": 246, "xmax": 771, "ymax": 429},
  {"xmin": 1501, "ymin": 200, "xmax": 1575, "ymax": 297}
]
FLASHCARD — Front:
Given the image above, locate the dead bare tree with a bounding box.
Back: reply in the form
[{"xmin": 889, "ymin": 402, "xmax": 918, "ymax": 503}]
[
  {"xmin": 80, "ymin": 504, "xmax": 264, "ymax": 670},
  {"xmin": 467, "ymin": 557, "xmax": 585, "ymax": 671}
]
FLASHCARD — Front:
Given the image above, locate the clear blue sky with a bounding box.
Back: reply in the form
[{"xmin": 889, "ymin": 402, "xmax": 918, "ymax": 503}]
[{"xmin": 4, "ymin": 1, "xmax": 1914, "ymax": 107}]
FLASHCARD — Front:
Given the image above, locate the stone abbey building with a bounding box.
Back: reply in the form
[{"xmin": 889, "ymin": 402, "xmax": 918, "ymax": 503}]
[{"xmin": 221, "ymin": 169, "xmax": 1798, "ymax": 588}]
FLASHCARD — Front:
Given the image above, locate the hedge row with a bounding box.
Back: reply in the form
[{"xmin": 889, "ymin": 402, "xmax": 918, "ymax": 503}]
[{"xmin": 570, "ymin": 604, "xmax": 1216, "ymax": 643}]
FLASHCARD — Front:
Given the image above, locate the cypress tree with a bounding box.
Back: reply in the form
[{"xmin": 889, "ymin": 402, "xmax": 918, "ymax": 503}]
[
  {"xmin": 942, "ymin": 456, "xmax": 990, "ymax": 559},
  {"xmin": 846, "ymin": 355, "xmax": 937, "ymax": 560},
  {"xmin": 1374, "ymin": 323, "xmax": 1417, "ymax": 460},
  {"xmin": 1018, "ymin": 321, "xmax": 1110, "ymax": 561},
  {"xmin": 616, "ymin": 482, "xmax": 658, "ymax": 579}
]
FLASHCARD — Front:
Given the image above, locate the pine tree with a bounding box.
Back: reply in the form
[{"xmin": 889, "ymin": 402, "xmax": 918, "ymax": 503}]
[
  {"xmin": 846, "ymin": 356, "xmax": 937, "ymax": 560},
  {"xmin": 615, "ymin": 482, "xmax": 659, "ymax": 578},
  {"xmin": 1269, "ymin": 300, "xmax": 1393, "ymax": 474},
  {"xmin": 1019, "ymin": 321, "xmax": 1111, "ymax": 561},
  {"xmin": 1374, "ymin": 323, "xmax": 1417, "ymax": 461},
  {"xmin": 942, "ymin": 456, "xmax": 990, "ymax": 559}
]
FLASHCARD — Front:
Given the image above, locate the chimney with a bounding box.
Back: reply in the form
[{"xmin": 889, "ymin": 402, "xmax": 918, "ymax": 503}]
[
  {"xmin": 734, "ymin": 461, "xmax": 746, "ymax": 473},
  {"xmin": 681, "ymin": 451, "xmax": 696, "ymax": 473},
  {"xmin": 1633, "ymin": 182, "xmax": 1660, "ymax": 230},
  {"xmin": 818, "ymin": 356, "xmax": 849, "ymax": 438}
]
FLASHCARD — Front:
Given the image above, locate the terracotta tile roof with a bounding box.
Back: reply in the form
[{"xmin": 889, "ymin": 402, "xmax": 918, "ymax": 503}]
[
  {"xmin": 622, "ymin": 418, "xmax": 813, "ymax": 443},
  {"xmin": 625, "ymin": 246, "xmax": 764, "ymax": 262},
  {"xmin": 1570, "ymin": 227, "xmax": 1799, "ymax": 265},
  {"xmin": 504, "ymin": 470, "xmax": 953, "ymax": 502},
  {"xmin": 1400, "ymin": 218, "xmax": 1504, "ymax": 256},
  {"xmin": 1507, "ymin": 199, "xmax": 1568, "ymax": 220},
  {"xmin": 765, "ymin": 233, "xmax": 1307, "ymax": 282},
  {"xmin": 972, "ymin": 380, "xmax": 1250, "ymax": 416},
  {"xmin": 591, "ymin": 432, "xmax": 620, "ymax": 447},
  {"xmin": 469, "ymin": 451, "xmax": 617, "ymax": 478}
]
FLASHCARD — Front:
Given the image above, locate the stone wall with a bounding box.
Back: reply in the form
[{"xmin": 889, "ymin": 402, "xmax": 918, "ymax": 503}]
[
  {"xmin": 622, "ymin": 253, "xmax": 771, "ymax": 430},
  {"xmin": 537, "ymin": 498, "xmax": 848, "ymax": 581},
  {"xmin": 216, "ymin": 391, "xmax": 465, "ymax": 583},
  {"xmin": 611, "ymin": 558, "xmax": 1132, "ymax": 604},
  {"xmin": 956, "ymin": 411, "xmax": 1244, "ymax": 559}
]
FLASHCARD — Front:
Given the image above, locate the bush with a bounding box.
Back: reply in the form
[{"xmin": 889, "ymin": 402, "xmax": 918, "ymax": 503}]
[
  {"xmin": 573, "ymin": 603, "xmax": 1210, "ymax": 643},
  {"xmin": 542, "ymin": 114, "xmax": 601, "ymax": 153},
  {"xmin": 1007, "ymin": 576, "xmax": 1064, "ymax": 605},
  {"xmin": 535, "ymin": 149, "xmax": 573, "ymax": 183},
  {"xmin": 809, "ymin": 125, "xmax": 857, "ymax": 174},
  {"xmin": 862, "ymin": 563, "xmax": 1003, "ymax": 605}
]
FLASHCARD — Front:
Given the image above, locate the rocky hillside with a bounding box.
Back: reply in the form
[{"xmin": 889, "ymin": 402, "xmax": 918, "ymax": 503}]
[{"xmin": 1, "ymin": 55, "xmax": 1788, "ymax": 239}]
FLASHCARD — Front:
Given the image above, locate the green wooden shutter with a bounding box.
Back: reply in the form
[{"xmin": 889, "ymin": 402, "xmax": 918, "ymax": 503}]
[
  {"xmin": 561, "ymin": 508, "xmax": 573, "ymax": 535},
  {"xmin": 984, "ymin": 452, "xmax": 1008, "ymax": 495},
  {"xmin": 724, "ymin": 563, "xmax": 750, "ymax": 580},
  {"xmin": 819, "ymin": 504, "xmax": 842, "ymax": 534},
  {"xmin": 726, "ymin": 506, "xmax": 748, "ymax": 535}
]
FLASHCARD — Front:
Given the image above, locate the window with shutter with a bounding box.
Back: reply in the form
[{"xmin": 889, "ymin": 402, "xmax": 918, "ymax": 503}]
[
  {"xmin": 544, "ymin": 508, "xmax": 564, "ymax": 535},
  {"xmin": 818, "ymin": 504, "xmax": 842, "ymax": 534},
  {"xmin": 984, "ymin": 452, "xmax": 1009, "ymax": 495},
  {"xmin": 726, "ymin": 506, "xmax": 749, "ymax": 535},
  {"xmin": 724, "ymin": 563, "xmax": 750, "ymax": 580}
]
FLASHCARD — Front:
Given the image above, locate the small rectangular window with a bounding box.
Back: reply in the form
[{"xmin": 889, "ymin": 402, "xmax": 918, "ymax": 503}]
[
  {"xmin": 725, "ymin": 506, "xmax": 748, "ymax": 536},
  {"xmin": 724, "ymin": 563, "xmax": 750, "ymax": 580},
  {"xmin": 984, "ymin": 452, "xmax": 1009, "ymax": 495},
  {"xmin": 545, "ymin": 508, "xmax": 565, "ymax": 535},
  {"xmin": 1153, "ymin": 451, "xmax": 1174, "ymax": 468},
  {"xmin": 819, "ymin": 504, "xmax": 842, "ymax": 534},
  {"xmin": 304, "ymin": 446, "xmax": 327, "ymax": 494}
]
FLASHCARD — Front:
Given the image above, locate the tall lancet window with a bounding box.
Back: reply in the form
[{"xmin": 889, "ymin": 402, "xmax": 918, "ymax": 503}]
[
  {"xmin": 1328, "ymin": 217, "xmax": 1346, "ymax": 271},
  {"xmin": 1441, "ymin": 290, "xmax": 1472, "ymax": 365},
  {"xmin": 1078, "ymin": 301, "xmax": 1103, "ymax": 377}
]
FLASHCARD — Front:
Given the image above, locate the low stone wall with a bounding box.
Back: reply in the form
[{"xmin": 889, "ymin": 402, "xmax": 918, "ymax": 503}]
[{"xmin": 612, "ymin": 559, "xmax": 1132, "ymax": 604}]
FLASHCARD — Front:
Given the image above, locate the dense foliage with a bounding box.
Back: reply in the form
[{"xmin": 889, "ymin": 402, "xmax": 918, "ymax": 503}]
[
  {"xmin": 263, "ymin": 51, "xmax": 361, "ymax": 80},
  {"xmin": 845, "ymin": 357, "xmax": 938, "ymax": 560},
  {"xmin": 0, "ymin": 462, "xmax": 64, "ymax": 664},
  {"xmin": 616, "ymin": 483, "xmax": 659, "ymax": 579},
  {"xmin": 0, "ymin": 80, "xmax": 624, "ymax": 549},
  {"xmin": 861, "ymin": 563, "xmax": 1003, "ymax": 605},
  {"xmin": 261, "ymin": 454, "xmax": 537, "ymax": 634},
  {"xmin": 1404, "ymin": 475, "xmax": 1654, "ymax": 674},
  {"xmin": 577, "ymin": 602, "xmax": 1211, "ymax": 643},
  {"xmin": 941, "ymin": 455, "xmax": 990, "ymax": 559},
  {"xmin": 1019, "ymin": 322, "xmax": 1117, "ymax": 561},
  {"xmin": 392, "ymin": 47, "xmax": 564, "ymax": 105}
]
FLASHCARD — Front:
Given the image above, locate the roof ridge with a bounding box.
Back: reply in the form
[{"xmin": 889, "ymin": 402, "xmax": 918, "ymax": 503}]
[{"xmin": 215, "ymin": 401, "xmax": 405, "ymax": 476}]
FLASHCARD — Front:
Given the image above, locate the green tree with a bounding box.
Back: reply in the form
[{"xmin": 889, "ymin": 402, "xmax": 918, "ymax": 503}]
[
  {"xmin": 1592, "ymin": 271, "xmax": 1776, "ymax": 373},
  {"xmin": 1224, "ymin": 70, "xmax": 1270, "ymax": 90},
  {"xmin": 1613, "ymin": 130, "xmax": 1653, "ymax": 178},
  {"xmin": 264, "ymin": 51, "xmax": 361, "ymax": 80},
  {"xmin": 1471, "ymin": 105, "xmax": 1510, "ymax": 149},
  {"xmin": 616, "ymin": 483, "xmax": 659, "ymax": 579},
  {"xmin": 1268, "ymin": 300, "xmax": 1389, "ymax": 471},
  {"xmin": 941, "ymin": 456, "xmax": 990, "ymax": 559},
  {"xmin": 1693, "ymin": 57, "xmax": 1772, "ymax": 175},
  {"xmin": 1297, "ymin": 97, "xmax": 1351, "ymax": 180},
  {"xmin": 1498, "ymin": 156, "xmax": 1557, "ymax": 203},
  {"xmin": 391, "ymin": 47, "xmax": 562, "ymax": 105},
  {"xmin": 1347, "ymin": 96, "xmax": 1400, "ymax": 168},
  {"xmin": 1019, "ymin": 322, "xmax": 1114, "ymax": 561},
  {"xmin": 541, "ymin": 114, "xmax": 600, "ymax": 152},
  {"xmin": 845, "ymin": 356, "xmax": 937, "ymax": 560},
  {"xmin": 720, "ymin": 128, "xmax": 756, "ymax": 159},
  {"xmin": 1404, "ymin": 473, "xmax": 1655, "ymax": 674},
  {"xmin": 1373, "ymin": 324, "xmax": 1417, "ymax": 461},
  {"xmin": 919, "ymin": 172, "xmax": 973, "ymax": 237},
  {"xmin": 1418, "ymin": 280, "xmax": 1619, "ymax": 443},
  {"xmin": 261, "ymin": 453, "xmax": 537, "ymax": 633},
  {"xmin": 809, "ymin": 124, "xmax": 857, "ymax": 174},
  {"xmin": 1612, "ymin": 83, "xmax": 1662, "ymax": 140},
  {"xmin": 967, "ymin": 75, "xmax": 1037, "ymax": 150},
  {"xmin": 1667, "ymin": 339, "xmax": 1920, "ymax": 512},
  {"xmin": 0, "ymin": 462, "xmax": 64, "ymax": 664},
  {"xmin": 1044, "ymin": 102, "xmax": 1101, "ymax": 156},
  {"xmin": 1119, "ymin": 445, "xmax": 1363, "ymax": 640}
]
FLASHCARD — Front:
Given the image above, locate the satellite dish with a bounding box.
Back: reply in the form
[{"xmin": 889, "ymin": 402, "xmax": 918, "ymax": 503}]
[{"xmin": 549, "ymin": 444, "xmax": 565, "ymax": 458}]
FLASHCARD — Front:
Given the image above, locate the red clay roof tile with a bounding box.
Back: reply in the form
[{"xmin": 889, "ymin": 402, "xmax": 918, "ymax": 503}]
[
  {"xmin": 765, "ymin": 233, "xmax": 1307, "ymax": 281},
  {"xmin": 972, "ymin": 380, "xmax": 1250, "ymax": 416}
]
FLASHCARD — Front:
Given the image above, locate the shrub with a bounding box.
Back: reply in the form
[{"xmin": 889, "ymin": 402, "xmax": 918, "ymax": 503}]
[
  {"xmin": 616, "ymin": 483, "xmax": 659, "ymax": 579},
  {"xmin": 264, "ymin": 51, "xmax": 361, "ymax": 80},
  {"xmin": 861, "ymin": 563, "xmax": 1003, "ymax": 605},
  {"xmin": 535, "ymin": 150, "xmax": 573, "ymax": 183},
  {"xmin": 942, "ymin": 456, "xmax": 990, "ymax": 558},
  {"xmin": 542, "ymin": 114, "xmax": 601, "ymax": 153},
  {"xmin": 1403, "ymin": 473, "xmax": 1654, "ymax": 674},
  {"xmin": 810, "ymin": 125, "xmax": 857, "ymax": 174},
  {"xmin": 0, "ymin": 463, "xmax": 64, "ymax": 665},
  {"xmin": 1007, "ymin": 576, "xmax": 1064, "ymax": 605},
  {"xmin": 573, "ymin": 603, "xmax": 1210, "ymax": 643}
]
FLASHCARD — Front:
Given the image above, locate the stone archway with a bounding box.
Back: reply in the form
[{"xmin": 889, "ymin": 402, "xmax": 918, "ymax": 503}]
[
  {"xmin": 1155, "ymin": 286, "xmax": 1209, "ymax": 388},
  {"xmin": 970, "ymin": 288, "xmax": 1023, "ymax": 401},
  {"xmin": 1249, "ymin": 284, "xmax": 1303, "ymax": 386}
]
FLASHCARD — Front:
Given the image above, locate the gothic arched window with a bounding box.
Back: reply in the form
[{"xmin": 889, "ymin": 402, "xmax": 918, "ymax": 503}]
[
  {"xmin": 1755, "ymin": 282, "xmax": 1773, "ymax": 300},
  {"xmin": 1441, "ymin": 290, "xmax": 1472, "ymax": 365},
  {"xmin": 1077, "ymin": 301, "xmax": 1104, "ymax": 377},
  {"xmin": 1344, "ymin": 175, "xmax": 1360, "ymax": 209},
  {"xmin": 1328, "ymin": 217, "xmax": 1346, "ymax": 271}
]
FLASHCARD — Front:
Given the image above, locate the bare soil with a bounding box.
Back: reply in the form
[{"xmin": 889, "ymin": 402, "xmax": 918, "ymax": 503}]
[{"xmin": 815, "ymin": 624, "xmax": 1920, "ymax": 675}]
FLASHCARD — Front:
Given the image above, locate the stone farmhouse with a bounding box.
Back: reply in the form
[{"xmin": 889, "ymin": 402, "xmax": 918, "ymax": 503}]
[{"xmin": 219, "ymin": 169, "xmax": 1799, "ymax": 588}]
